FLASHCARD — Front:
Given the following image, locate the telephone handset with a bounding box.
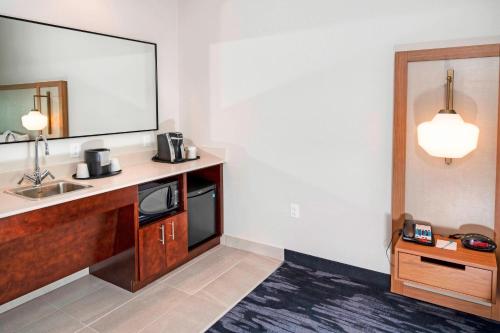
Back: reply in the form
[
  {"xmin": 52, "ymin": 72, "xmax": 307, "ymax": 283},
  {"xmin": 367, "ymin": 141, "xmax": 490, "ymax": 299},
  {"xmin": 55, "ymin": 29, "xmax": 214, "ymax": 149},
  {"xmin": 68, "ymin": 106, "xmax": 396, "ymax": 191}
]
[{"xmin": 402, "ymin": 219, "xmax": 434, "ymax": 246}]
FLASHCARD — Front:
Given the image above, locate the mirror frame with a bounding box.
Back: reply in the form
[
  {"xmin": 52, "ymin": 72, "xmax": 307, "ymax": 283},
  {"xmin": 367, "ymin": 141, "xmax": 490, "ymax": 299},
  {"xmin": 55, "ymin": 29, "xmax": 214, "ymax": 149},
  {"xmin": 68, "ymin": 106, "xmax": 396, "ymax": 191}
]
[{"xmin": 0, "ymin": 14, "xmax": 159, "ymax": 145}]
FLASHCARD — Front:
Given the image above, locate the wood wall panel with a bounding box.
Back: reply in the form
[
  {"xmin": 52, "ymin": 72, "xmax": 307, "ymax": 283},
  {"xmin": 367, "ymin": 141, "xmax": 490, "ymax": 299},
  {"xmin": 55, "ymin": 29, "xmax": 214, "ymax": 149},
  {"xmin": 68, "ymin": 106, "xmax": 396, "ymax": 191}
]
[
  {"xmin": 406, "ymin": 44, "xmax": 500, "ymax": 62},
  {"xmin": 494, "ymin": 45, "xmax": 500, "ymax": 317},
  {"xmin": 391, "ymin": 43, "xmax": 500, "ymax": 319},
  {"xmin": 392, "ymin": 51, "xmax": 409, "ymax": 240}
]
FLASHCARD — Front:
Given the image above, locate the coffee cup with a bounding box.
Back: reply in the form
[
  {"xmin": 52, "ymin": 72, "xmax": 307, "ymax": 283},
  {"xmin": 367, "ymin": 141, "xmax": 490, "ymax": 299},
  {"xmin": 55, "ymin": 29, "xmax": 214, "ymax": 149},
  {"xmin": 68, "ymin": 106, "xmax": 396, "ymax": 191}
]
[
  {"xmin": 110, "ymin": 158, "xmax": 121, "ymax": 172},
  {"xmin": 76, "ymin": 163, "xmax": 90, "ymax": 179},
  {"xmin": 186, "ymin": 146, "xmax": 197, "ymax": 159}
]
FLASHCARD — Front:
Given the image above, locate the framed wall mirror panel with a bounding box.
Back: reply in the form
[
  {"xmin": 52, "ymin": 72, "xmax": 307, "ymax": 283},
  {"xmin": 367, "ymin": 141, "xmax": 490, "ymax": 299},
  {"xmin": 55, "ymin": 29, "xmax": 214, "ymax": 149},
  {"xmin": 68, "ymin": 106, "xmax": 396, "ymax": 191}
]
[{"xmin": 0, "ymin": 15, "xmax": 158, "ymax": 144}]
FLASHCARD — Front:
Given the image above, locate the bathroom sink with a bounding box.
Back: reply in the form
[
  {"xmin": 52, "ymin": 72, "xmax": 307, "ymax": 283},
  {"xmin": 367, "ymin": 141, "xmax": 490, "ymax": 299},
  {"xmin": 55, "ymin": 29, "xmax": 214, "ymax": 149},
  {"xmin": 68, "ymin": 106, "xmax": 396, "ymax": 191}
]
[{"xmin": 6, "ymin": 180, "xmax": 92, "ymax": 200}]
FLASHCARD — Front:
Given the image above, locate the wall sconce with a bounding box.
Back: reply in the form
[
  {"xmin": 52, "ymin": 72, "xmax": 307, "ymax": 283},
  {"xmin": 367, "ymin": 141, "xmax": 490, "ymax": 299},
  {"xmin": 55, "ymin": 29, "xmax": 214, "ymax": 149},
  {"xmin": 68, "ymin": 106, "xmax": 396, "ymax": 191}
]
[
  {"xmin": 417, "ymin": 69, "xmax": 479, "ymax": 165},
  {"xmin": 21, "ymin": 96, "xmax": 49, "ymax": 131}
]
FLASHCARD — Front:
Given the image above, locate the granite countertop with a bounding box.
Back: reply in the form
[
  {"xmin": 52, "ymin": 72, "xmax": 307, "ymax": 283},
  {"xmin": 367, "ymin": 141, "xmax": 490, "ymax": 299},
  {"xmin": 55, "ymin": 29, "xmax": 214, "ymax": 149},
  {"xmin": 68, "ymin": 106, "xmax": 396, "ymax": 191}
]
[{"xmin": 0, "ymin": 152, "xmax": 224, "ymax": 219}]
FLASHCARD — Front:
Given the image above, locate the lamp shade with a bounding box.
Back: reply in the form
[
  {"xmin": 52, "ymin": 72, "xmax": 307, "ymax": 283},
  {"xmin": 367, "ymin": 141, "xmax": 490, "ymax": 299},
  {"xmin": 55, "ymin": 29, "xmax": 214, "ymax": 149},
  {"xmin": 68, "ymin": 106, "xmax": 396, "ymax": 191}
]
[
  {"xmin": 417, "ymin": 113, "xmax": 479, "ymax": 159},
  {"xmin": 22, "ymin": 110, "xmax": 48, "ymax": 131}
]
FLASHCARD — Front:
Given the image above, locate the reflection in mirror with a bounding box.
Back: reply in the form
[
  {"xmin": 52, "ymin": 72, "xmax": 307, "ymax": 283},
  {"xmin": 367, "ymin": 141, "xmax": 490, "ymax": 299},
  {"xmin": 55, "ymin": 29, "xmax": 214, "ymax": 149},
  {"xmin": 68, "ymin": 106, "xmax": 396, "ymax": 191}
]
[
  {"xmin": 0, "ymin": 15, "xmax": 157, "ymax": 144},
  {"xmin": 0, "ymin": 81, "xmax": 68, "ymax": 142}
]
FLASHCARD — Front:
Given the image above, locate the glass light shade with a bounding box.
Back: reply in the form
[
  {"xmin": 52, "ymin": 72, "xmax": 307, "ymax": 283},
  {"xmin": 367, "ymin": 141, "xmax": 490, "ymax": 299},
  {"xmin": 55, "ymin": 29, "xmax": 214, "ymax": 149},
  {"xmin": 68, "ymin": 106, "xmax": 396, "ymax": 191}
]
[
  {"xmin": 22, "ymin": 110, "xmax": 48, "ymax": 131},
  {"xmin": 417, "ymin": 113, "xmax": 479, "ymax": 159}
]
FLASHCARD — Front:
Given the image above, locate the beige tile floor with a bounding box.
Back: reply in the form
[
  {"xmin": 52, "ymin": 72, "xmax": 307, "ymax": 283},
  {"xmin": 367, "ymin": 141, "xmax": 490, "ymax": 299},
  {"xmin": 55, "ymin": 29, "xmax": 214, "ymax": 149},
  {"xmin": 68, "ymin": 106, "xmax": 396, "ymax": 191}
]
[{"xmin": 0, "ymin": 245, "xmax": 282, "ymax": 333}]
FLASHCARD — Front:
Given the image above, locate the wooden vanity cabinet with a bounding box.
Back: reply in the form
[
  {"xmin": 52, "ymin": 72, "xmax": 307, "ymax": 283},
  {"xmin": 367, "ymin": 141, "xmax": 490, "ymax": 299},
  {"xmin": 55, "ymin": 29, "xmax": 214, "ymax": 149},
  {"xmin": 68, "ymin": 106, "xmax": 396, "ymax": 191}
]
[
  {"xmin": 138, "ymin": 212, "xmax": 188, "ymax": 281},
  {"xmin": 166, "ymin": 212, "xmax": 188, "ymax": 267},
  {"xmin": 0, "ymin": 163, "xmax": 223, "ymax": 304},
  {"xmin": 138, "ymin": 220, "xmax": 167, "ymax": 280},
  {"xmin": 0, "ymin": 186, "xmax": 138, "ymax": 304}
]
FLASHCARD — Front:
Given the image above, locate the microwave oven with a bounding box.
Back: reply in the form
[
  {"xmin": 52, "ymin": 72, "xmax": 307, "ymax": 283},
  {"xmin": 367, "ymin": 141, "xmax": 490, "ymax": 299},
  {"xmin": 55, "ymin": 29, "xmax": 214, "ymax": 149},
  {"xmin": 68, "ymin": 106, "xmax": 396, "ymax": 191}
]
[{"xmin": 138, "ymin": 180, "xmax": 179, "ymax": 225}]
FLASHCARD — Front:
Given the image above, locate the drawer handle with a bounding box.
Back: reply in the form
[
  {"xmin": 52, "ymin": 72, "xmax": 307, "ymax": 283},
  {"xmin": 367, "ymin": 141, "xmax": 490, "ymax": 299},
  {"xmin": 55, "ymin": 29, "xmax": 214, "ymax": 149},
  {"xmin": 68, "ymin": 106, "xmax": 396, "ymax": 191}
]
[
  {"xmin": 159, "ymin": 224, "xmax": 165, "ymax": 245},
  {"xmin": 421, "ymin": 256, "xmax": 465, "ymax": 270}
]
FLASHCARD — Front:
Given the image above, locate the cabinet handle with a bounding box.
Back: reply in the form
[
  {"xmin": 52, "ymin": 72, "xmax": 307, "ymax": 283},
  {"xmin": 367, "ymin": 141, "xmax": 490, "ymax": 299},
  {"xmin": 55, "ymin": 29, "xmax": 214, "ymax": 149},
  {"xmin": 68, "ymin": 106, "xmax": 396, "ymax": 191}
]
[
  {"xmin": 160, "ymin": 224, "xmax": 165, "ymax": 245},
  {"xmin": 171, "ymin": 221, "xmax": 175, "ymax": 240}
]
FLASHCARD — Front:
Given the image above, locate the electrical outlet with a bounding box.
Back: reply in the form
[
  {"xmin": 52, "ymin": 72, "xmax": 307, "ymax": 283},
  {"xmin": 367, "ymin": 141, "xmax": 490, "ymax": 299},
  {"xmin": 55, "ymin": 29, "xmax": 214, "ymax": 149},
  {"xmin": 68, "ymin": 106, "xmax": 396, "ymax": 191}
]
[
  {"xmin": 69, "ymin": 143, "xmax": 81, "ymax": 157},
  {"xmin": 290, "ymin": 203, "xmax": 300, "ymax": 218},
  {"xmin": 142, "ymin": 135, "xmax": 153, "ymax": 147}
]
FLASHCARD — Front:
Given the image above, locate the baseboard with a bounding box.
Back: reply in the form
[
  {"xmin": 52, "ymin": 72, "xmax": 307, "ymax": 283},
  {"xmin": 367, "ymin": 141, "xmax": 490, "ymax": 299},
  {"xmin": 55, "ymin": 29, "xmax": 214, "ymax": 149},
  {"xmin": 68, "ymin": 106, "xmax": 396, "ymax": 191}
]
[
  {"xmin": 221, "ymin": 235, "xmax": 284, "ymax": 261},
  {"xmin": 285, "ymin": 249, "xmax": 390, "ymax": 290},
  {"xmin": 0, "ymin": 268, "xmax": 89, "ymax": 314},
  {"xmin": 218, "ymin": 236, "xmax": 388, "ymax": 290}
]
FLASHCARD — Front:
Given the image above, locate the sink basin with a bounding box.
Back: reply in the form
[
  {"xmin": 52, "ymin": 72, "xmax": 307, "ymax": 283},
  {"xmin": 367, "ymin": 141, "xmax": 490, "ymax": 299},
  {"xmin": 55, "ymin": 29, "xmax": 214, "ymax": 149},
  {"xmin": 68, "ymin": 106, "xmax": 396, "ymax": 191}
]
[{"xmin": 6, "ymin": 180, "xmax": 92, "ymax": 200}]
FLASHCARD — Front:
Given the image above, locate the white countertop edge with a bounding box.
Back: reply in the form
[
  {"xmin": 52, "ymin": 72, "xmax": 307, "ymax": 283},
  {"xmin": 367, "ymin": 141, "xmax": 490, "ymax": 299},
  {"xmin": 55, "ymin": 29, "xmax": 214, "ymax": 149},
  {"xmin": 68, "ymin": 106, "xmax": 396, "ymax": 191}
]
[{"xmin": 0, "ymin": 156, "xmax": 224, "ymax": 220}]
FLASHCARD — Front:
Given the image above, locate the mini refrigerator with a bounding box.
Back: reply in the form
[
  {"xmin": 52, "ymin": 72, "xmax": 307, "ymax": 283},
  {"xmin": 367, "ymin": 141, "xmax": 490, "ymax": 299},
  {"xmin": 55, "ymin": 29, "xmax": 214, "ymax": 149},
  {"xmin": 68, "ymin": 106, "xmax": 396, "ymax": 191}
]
[{"xmin": 187, "ymin": 177, "xmax": 217, "ymax": 248}]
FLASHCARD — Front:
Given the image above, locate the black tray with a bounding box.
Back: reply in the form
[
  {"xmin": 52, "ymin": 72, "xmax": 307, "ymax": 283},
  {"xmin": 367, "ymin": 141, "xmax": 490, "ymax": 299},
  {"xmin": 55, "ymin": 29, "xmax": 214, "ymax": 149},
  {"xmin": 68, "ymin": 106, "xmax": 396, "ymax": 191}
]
[
  {"xmin": 72, "ymin": 169, "xmax": 122, "ymax": 180},
  {"xmin": 152, "ymin": 156, "xmax": 200, "ymax": 164}
]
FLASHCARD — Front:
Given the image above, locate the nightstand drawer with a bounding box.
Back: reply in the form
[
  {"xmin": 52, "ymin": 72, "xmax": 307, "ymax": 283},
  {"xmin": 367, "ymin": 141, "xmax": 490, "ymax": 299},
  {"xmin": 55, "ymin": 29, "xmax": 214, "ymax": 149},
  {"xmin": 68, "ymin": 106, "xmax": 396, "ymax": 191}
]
[{"xmin": 398, "ymin": 252, "xmax": 492, "ymax": 301}]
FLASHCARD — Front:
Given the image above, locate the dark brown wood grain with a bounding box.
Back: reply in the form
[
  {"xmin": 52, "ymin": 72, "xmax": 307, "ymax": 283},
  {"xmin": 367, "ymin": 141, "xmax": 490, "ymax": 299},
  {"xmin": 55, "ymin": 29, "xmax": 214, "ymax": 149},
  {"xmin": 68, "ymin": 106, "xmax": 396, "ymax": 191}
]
[
  {"xmin": 0, "ymin": 164, "xmax": 225, "ymax": 303},
  {"xmin": 90, "ymin": 203, "xmax": 138, "ymax": 291},
  {"xmin": 0, "ymin": 187, "xmax": 136, "ymax": 244},
  {"xmin": 137, "ymin": 212, "xmax": 188, "ymax": 281},
  {"xmin": 138, "ymin": 220, "xmax": 167, "ymax": 281},
  {"xmin": 0, "ymin": 186, "xmax": 138, "ymax": 304},
  {"xmin": 132, "ymin": 236, "xmax": 221, "ymax": 292},
  {"xmin": 180, "ymin": 173, "xmax": 188, "ymax": 212},
  {"xmin": 166, "ymin": 212, "xmax": 188, "ymax": 268}
]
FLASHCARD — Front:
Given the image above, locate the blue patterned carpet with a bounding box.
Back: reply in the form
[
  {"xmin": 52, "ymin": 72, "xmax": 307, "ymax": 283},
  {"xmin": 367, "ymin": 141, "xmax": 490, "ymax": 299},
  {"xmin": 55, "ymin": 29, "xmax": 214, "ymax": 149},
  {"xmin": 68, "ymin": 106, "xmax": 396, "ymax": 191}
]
[{"xmin": 208, "ymin": 261, "xmax": 500, "ymax": 333}]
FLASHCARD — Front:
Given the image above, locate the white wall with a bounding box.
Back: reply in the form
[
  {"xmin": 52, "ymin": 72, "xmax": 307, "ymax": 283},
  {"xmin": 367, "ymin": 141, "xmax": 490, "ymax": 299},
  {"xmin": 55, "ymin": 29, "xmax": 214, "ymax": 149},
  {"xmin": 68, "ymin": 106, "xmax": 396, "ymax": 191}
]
[
  {"xmin": 0, "ymin": 0, "xmax": 178, "ymax": 165},
  {"xmin": 178, "ymin": 0, "xmax": 500, "ymax": 273}
]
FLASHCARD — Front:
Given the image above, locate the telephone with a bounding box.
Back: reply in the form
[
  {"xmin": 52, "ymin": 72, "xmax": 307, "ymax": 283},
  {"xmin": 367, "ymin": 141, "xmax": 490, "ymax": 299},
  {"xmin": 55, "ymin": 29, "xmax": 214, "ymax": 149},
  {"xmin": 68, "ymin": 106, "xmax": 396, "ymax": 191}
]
[{"xmin": 402, "ymin": 219, "xmax": 434, "ymax": 246}]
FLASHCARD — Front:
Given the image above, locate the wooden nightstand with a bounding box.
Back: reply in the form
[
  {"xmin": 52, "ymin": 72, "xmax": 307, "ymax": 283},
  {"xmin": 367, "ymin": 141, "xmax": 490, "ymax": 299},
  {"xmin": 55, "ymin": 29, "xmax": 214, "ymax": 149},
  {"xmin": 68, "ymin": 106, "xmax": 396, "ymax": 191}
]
[{"xmin": 392, "ymin": 235, "xmax": 497, "ymax": 319}]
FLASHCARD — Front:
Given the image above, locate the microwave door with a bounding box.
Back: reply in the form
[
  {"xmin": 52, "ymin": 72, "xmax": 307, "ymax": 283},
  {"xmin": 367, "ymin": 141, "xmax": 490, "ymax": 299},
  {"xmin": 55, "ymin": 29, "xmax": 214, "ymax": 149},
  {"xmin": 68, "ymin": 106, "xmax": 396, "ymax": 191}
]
[
  {"xmin": 140, "ymin": 187, "xmax": 168, "ymax": 215},
  {"xmin": 166, "ymin": 186, "xmax": 172, "ymax": 209}
]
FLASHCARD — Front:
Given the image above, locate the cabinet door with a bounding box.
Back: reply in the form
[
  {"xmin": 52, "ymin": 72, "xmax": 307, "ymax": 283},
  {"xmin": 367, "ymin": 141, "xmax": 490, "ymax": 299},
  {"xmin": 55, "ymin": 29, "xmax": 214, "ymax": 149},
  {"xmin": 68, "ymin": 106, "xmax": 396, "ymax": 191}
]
[
  {"xmin": 138, "ymin": 221, "xmax": 167, "ymax": 280},
  {"xmin": 166, "ymin": 212, "xmax": 188, "ymax": 268}
]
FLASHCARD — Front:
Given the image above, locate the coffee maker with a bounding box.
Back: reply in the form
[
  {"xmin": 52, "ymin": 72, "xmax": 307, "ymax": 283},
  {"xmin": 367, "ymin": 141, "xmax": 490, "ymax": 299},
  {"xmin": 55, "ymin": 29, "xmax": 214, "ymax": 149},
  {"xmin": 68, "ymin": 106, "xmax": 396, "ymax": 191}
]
[
  {"xmin": 84, "ymin": 148, "xmax": 111, "ymax": 176},
  {"xmin": 156, "ymin": 132, "xmax": 186, "ymax": 163}
]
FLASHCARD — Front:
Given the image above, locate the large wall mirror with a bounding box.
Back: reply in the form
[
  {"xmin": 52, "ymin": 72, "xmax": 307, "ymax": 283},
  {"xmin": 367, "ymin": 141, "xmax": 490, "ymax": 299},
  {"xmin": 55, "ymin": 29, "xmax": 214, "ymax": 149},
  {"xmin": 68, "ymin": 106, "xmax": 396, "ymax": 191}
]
[{"xmin": 0, "ymin": 15, "xmax": 158, "ymax": 144}]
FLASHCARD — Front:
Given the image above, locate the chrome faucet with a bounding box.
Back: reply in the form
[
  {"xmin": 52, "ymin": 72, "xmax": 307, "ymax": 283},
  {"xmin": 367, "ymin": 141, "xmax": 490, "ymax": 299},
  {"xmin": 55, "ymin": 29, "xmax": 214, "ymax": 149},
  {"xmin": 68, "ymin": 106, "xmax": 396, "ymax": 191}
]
[{"xmin": 18, "ymin": 134, "xmax": 55, "ymax": 186}]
